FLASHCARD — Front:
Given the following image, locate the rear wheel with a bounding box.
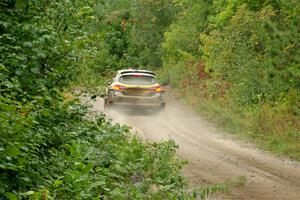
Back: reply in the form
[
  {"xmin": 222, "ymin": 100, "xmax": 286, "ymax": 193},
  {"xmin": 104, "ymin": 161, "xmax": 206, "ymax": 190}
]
[
  {"xmin": 152, "ymin": 103, "xmax": 166, "ymax": 115},
  {"xmin": 160, "ymin": 102, "xmax": 166, "ymax": 112},
  {"xmin": 104, "ymin": 98, "xmax": 111, "ymax": 111}
]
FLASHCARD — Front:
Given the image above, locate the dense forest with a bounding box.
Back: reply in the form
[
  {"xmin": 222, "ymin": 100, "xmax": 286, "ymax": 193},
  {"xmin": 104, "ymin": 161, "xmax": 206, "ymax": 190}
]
[
  {"xmin": 160, "ymin": 0, "xmax": 300, "ymax": 159},
  {"xmin": 0, "ymin": 0, "xmax": 299, "ymax": 199}
]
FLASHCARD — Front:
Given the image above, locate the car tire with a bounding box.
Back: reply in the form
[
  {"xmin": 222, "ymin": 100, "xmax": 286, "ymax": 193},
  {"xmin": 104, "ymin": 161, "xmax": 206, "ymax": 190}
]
[
  {"xmin": 160, "ymin": 102, "xmax": 166, "ymax": 112},
  {"xmin": 152, "ymin": 103, "xmax": 166, "ymax": 115},
  {"xmin": 104, "ymin": 98, "xmax": 110, "ymax": 111}
]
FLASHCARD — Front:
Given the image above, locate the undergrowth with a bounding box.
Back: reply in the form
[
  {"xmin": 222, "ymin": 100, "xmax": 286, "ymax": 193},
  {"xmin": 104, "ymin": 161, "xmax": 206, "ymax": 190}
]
[
  {"xmin": 160, "ymin": 0, "xmax": 300, "ymax": 161},
  {"xmin": 176, "ymin": 87, "xmax": 300, "ymax": 161},
  {"xmin": 1, "ymin": 93, "xmax": 184, "ymax": 199},
  {"xmin": 0, "ymin": 93, "xmax": 235, "ymax": 199}
]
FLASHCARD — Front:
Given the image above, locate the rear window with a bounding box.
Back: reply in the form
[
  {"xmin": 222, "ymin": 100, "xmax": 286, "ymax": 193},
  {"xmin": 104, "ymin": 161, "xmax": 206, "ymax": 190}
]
[{"xmin": 119, "ymin": 75, "xmax": 156, "ymax": 85}]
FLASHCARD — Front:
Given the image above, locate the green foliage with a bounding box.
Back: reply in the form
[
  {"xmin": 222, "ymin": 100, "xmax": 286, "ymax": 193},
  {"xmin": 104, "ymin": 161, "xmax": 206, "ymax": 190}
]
[
  {"xmin": 8, "ymin": 0, "xmax": 299, "ymax": 198},
  {"xmin": 161, "ymin": 0, "xmax": 212, "ymax": 87},
  {"xmin": 203, "ymin": 3, "xmax": 300, "ymax": 105},
  {"xmin": 0, "ymin": 1, "xmax": 228, "ymax": 199},
  {"xmin": 203, "ymin": 5, "xmax": 270, "ymax": 104},
  {"xmin": 163, "ymin": 1, "xmax": 211, "ymax": 64},
  {"xmin": 162, "ymin": 0, "xmax": 300, "ymax": 159},
  {"xmin": 128, "ymin": 0, "xmax": 179, "ymax": 68},
  {"xmin": 0, "ymin": 0, "xmax": 188, "ymax": 199},
  {"xmin": 73, "ymin": 0, "xmax": 179, "ymax": 89},
  {"xmin": 0, "ymin": 100, "xmax": 189, "ymax": 199}
]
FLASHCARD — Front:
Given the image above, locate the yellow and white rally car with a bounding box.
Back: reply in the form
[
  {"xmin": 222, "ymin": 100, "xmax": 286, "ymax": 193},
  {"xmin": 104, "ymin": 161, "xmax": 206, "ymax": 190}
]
[{"xmin": 104, "ymin": 69, "xmax": 166, "ymax": 112}]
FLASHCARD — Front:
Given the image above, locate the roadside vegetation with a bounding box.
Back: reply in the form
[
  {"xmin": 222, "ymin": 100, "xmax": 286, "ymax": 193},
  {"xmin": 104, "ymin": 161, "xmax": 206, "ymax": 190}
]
[
  {"xmin": 0, "ymin": 0, "xmax": 190, "ymax": 199},
  {"xmin": 1, "ymin": 0, "xmax": 298, "ymax": 199},
  {"xmin": 160, "ymin": 0, "xmax": 300, "ymax": 160}
]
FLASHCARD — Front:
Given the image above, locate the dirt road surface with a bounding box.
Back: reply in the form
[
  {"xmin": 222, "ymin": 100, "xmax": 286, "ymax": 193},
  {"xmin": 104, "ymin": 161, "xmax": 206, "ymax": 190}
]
[{"xmin": 86, "ymin": 92, "xmax": 300, "ymax": 200}]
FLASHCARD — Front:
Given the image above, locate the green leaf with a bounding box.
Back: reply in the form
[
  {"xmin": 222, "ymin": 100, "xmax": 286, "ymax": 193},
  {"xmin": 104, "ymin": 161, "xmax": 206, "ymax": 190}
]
[
  {"xmin": 0, "ymin": 21, "xmax": 10, "ymax": 29},
  {"xmin": 0, "ymin": 63, "xmax": 8, "ymax": 72},
  {"xmin": 90, "ymin": 181, "xmax": 106, "ymax": 189},
  {"xmin": 37, "ymin": 52, "xmax": 47, "ymax": 59},
  {"xmin": 21, "ymin": 191, "xmax": 35, "ymax": 196},
  {"xmin": 30, "ymin": 67, "xmax": 40, "ymax": 74},
  {"xmin": 5, "ymin": 192, "xmax": 17, "ymax": 200},
  {"xmin": 82, "ymin": 162, "xmax": 93, "ymax": 173},
  {"xmin": 5, "ymin": 147, "xmax": 21, "ymax": 157},
  {"xmin": 22, "ymin": 24, "xmax": 31, "ymax": 31},
  {"xmin": 15, "ymin": 0, "xmax": 25, "ymax": 9},
  {"xmin": 53, "ymin": 179, "xmax": 63, "ymax": 187},
  {"xmin": 40, "ymin": 109, "xmax": 51, "ymax": 117},
  {"xmin": 23, "ymin": 42, "xmax": 33, "ymax": 48}
]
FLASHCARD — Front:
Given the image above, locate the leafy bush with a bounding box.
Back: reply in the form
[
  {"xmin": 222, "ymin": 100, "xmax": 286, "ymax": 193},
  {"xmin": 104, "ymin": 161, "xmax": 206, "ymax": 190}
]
[
  {"xmin": 0, "ymin": 1, "xmax": 187, "ymax": 199},
  {"xmin": 203, "ymin": 3, "xmax": 300, "ymax": 105},
  {"xmin": 0, "ymin": 91, "xmax": 192, "ymax": 199},
  {"xmin": 161, "ymin": 0, "xmax": 300, "ymax": 159}
]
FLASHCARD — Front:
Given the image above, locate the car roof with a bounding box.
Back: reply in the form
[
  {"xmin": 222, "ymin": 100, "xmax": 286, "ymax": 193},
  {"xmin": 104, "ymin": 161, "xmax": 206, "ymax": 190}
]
[{"xmin": 117, "ymin": 69, "xmax": 156, "ymax": 76}]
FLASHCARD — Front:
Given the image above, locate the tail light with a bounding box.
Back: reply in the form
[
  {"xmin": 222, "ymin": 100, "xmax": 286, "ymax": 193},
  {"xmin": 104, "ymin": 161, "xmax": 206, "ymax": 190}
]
[
  {"xmin": 150, "ymin": 86, "xmax": 161, "ymax": 93},
  {"xmin": 113, "ymin": 85, "xmax": 127, "ymax": 91}
]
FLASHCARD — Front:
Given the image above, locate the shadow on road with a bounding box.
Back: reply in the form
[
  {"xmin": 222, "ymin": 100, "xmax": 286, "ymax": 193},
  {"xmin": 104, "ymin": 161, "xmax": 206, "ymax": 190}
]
[{"xmin": 107, "ymin": 107, "xmax": 161, "ymax": 117}]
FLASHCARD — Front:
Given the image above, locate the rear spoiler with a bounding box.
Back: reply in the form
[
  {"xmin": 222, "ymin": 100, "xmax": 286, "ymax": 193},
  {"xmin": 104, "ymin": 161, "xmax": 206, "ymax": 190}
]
[{"xmin": 120, "ymin": 70, "xmax": 156, "ymax": 76}]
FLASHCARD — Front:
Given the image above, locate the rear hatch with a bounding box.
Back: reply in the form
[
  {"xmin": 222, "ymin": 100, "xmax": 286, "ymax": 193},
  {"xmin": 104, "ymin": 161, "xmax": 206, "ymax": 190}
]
[{"xmin": 114, "ymin": 74, "xmax": 161, "ymax": 97}]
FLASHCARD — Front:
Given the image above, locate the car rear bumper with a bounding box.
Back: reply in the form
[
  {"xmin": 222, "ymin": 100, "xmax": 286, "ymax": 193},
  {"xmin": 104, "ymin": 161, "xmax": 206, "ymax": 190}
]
[{"xmin": 110, "ymin": 92, "xmax": 164, "ymax": 108}]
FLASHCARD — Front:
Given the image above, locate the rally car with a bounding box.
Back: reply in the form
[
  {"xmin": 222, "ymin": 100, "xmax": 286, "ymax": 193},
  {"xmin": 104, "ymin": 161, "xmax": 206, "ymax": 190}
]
[{"xmin": 104, "ymin": 69, "xmax": 166, "ymax": 112}]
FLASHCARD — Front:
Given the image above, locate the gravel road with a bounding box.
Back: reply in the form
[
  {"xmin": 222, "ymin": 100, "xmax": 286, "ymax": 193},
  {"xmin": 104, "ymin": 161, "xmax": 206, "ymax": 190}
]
[{"xmin": 86, "ymin": 92, "xmax": 300, "ymax": 200}]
